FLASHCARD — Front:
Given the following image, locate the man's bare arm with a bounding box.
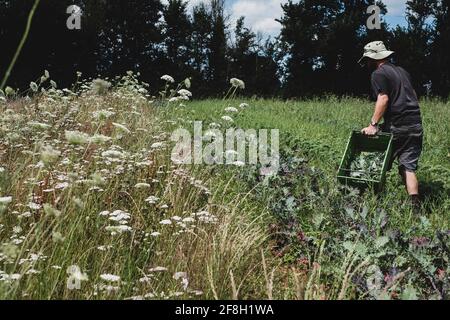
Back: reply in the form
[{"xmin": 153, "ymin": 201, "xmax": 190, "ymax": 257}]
[
  {"xmin": 362, "ymin": 94, "xmax": 389, "ymax": 135},
  {"xmin": 372, "ymin": 94, "xmax": 389, "ymax": 124}
]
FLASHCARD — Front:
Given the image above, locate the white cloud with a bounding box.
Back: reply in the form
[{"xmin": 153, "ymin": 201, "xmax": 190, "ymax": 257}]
[
  {"xmin": 161, "ymin": 0, "xmax": 207, "ymax": 10},
  {"xmin": 230, "ymin": 0, "xmax": 288, "ymax": 36},
  {"xmin": 229, "ymin": 0, "xmax": 408, "ymax": 37}
]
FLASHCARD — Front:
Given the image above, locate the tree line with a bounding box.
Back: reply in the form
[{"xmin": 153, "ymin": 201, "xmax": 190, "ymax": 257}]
[{"xmin": 0, "ymin": 0, "xmax": 449, "ymax": 98}]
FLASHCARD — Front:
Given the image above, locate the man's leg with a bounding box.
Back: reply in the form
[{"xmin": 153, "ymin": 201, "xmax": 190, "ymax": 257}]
[
  {"xmin": 400, "ymin": 169, "xmax": 419, "ymax": 195},
  {"xmin": 400, "ymin": 168, "xmax": 421, "ymax": 213}
]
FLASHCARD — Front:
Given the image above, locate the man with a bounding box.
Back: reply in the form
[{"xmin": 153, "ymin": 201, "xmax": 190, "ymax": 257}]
[{"xmin": 359, "ymin": 41, "xmax": 423, "ymax": 210}]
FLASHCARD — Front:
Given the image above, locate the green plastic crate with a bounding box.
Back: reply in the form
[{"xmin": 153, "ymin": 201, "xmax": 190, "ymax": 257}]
[{"xmin": 337, "ymin": 131, "xmax": 394, "ymax": 192}]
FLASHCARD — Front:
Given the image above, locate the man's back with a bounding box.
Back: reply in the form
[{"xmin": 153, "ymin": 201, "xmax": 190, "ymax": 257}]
[{"xmin": 371, "ymin": 62, "xmax": 422, "ymax": 129}]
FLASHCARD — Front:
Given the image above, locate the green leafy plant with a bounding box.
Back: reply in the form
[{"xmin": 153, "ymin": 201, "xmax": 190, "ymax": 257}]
[{"xmin": 350, "ymin": 152, "xmax": 385, "ymax": 180}]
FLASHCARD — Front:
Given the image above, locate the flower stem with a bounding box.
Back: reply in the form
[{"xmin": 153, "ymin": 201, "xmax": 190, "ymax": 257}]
[{"xmin": 0, "ymin": 0, "xmax": 41, "ymax": 90}]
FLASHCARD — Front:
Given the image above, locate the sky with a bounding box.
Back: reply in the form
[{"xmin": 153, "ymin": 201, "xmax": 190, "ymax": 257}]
[{"xmin": 179, "ymin": 0, "xmax": 409, "ymax": 37}]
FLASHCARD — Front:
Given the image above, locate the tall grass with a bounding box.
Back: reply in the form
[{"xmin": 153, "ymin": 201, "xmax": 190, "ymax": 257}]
[{"xmin": 0, "ymin": 74, "xmax": 291, "ymax": 300}]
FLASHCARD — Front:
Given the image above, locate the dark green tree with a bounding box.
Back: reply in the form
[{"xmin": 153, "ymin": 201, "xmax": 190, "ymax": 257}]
[
  {"xmin": 207, "ymin": 0, "xmax": 228, "ymax": 96},
  {"xmin": 254, "ymin": 38, "xmax": 282, "ymax": 97},
  {"xmin": 229, "ymin": 17, "xmax": 279, "ymax": 97},
  {"xmin": 276, "ymin": 0, "xmax": 342, "ymax": 97},
  {"xmin": 321, "ymin": 0, "xmax": 389, "ymax": 96},
  {"xmin": 430, "ymin": 0, "xmax": 450, "ymax": 97},
  {"xmin": 190, "ymin": 2, "xmax": 213, "ymax": 97},
  {"xmin": 96, "ymin": 0, "xmax": 163, "ymax": 83},
  {"xmin": 390, "ymin": 0, "xmax": 434, "ymax": 96},
  {"xmin": 277, "ymin": 0, "xmax": 390, "ymax": 97},
  {"xmin": 162, "ymin": 0, "xmax": 192, "ymax": 82}
]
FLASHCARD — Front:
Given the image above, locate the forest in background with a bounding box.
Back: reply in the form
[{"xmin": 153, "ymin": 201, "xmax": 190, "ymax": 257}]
[{"xmin": 0, "ymin": 0, "xmax": 449, "ymax": 98}]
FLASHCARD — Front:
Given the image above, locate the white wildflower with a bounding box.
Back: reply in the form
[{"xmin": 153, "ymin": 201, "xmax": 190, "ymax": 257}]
[
  {"xmin": 108, "ymin": 210, "xmax": 130, "ymax": 222},
  {"xmin": 100, "ymin": 274, "xmax": 121, "ymax": 282},
  {"xmin": 230, "ymin": 78, "xmax": 245, "ymax": 89},
  {"xmin": 28, "ymin": 202, "xmax": 42, "ymax": 210},
  {"xmin": 93, "ymin": 110, "xmax": 115, "ymax": 121},
  {"xmin": 97, "ymin": 245, "xmax": 112, "ymax": 251},
  {"xmin": 239, "ymin": 103, "xmax": 249, "ymax": 108},
  {"xmin": 1, "ymin": 273, "xmax": 21, "ymax": 282},
  {"xmin": 65, "ymin": 130, "xmax": 90, "ymax": 145},
  {"xmin": 54, "ymin": 182, "xmax": 69, "ymax": 190},
  {"xmin": 28, "ymin": 121, "xmax": 51, "ymax": 130},
  {"xmin": 90, "ymin": 134, "xmax": 111, "ymax": 144},
  {"xmin": 149, "ymin": 266, "xmax": 168, "ymax": 272},
  {"xmin": 105, "ymin": 225, "xmax": 132, "ymax": 235},
  {"xmin": 91, "ymin": 79, "xmax": 111, "ymax": 95},
  {"xmin": 159, "ymin": 219, "xmax": 172, "ymax": 225},
  {"xmin": 184, "ymin": 78, "xmax": 191, "ymax": 88},
  {"xmin": 173, "ymin": 272, "xmax": 189, "ymax": 290},
  {"xmin": 26, "ymin": 269, "xmax": 40, "ymax": 275},
  {"xmin": 145, "ymin": 196, "xmax": 159, "ymax": 204},
  {"xmin": 233, "ymin": 161, "xmax": 246, "ymax": 167},
  {"xmin": 0, "ymin": 196, "xmax": 12, "ymax": 205},
  {"xmin": 40, "ymin": 145, "xmax": 61, "ymax": 166},
  {"xmin": 134, "ymin": 183, "xmax": 151, "ymax": 189},
  {"xmin": 209, "ymin": 122, "xmax": 221, "ymax": 129},
  {"xmin": 30, "ymin": 82, "xmax": 38, "ymax": 92},
  {"xmin": 177, "ymin": 89, "xmax": 192, "ymax": 99},
  {"xmin": 161, "ymin": 75, "xmax": 175, "ymax": 83},
  {"xmin": 225, "ymin": 107, "xmax": 238, "ymax": 113},
  {"xmin": 221, "ymin": 116, "xmax": 234, "ymax": 123},
  {"xmin": 101, "ymin": 150, "xmax": 123, "ymax": 159},
  {"xmin": 173, "ymin": 272, "xmax": 187, "ymax": 280},
  {"xmin": 151, "ymin": 142, "xmax": 165, "ymax": 149}
]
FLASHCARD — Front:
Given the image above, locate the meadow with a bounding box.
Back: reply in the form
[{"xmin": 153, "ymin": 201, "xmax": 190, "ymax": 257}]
[{"xmin": 0, "ymin": 74, "xmax": 449, "ymax": 300}]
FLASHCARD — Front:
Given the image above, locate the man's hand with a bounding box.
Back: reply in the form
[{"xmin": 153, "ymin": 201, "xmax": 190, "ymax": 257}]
[{"xmin": 361, "ymin": 124, "xmax": 379, "ymax": 136}]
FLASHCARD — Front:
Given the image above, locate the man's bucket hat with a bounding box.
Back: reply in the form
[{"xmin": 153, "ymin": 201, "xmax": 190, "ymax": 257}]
[{"xmin": 358, "ymin": 41, "xmax": 394, "ymax": 64}]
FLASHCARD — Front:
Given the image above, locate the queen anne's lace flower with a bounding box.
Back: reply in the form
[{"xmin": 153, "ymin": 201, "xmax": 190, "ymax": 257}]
[
  {"xmin": 230, "ymin": 78, "xmax": 245, "ymax": 89},
  {"xmin": 161, "ymin": 75, "xmax": 175, "ymax": 83},
  {"xmin": 100, "ymin": 274, "xmax": 121, "ymax": 282},
  {"xmin": 221, "ymin": 116, "xmax": 233, "ymax": 123}
]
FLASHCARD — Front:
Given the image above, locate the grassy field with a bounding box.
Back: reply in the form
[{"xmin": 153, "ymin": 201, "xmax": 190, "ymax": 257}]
[
  {"xmin": 175, "ymin": 97, "xmax": 450, "ymax": 300},
  {"xmin": 1, "ymin": 75, "xmax": 449, "ymax": 300}
]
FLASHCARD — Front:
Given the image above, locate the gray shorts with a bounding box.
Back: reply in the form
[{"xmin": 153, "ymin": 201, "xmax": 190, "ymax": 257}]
[{"xmin": 384, "ymin": 124, "xmax": 423, "ymax": 173}]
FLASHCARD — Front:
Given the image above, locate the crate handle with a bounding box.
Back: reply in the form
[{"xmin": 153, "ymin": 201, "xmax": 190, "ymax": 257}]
[{"xmin": 353, "ymin": 130, "xmax": 392, "ymax": 139}]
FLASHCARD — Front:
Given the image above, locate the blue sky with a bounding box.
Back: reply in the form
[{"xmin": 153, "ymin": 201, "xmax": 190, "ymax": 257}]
[{"xmin": 180, "ymin": 0, "xmax": 408, "ymax": 36}]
